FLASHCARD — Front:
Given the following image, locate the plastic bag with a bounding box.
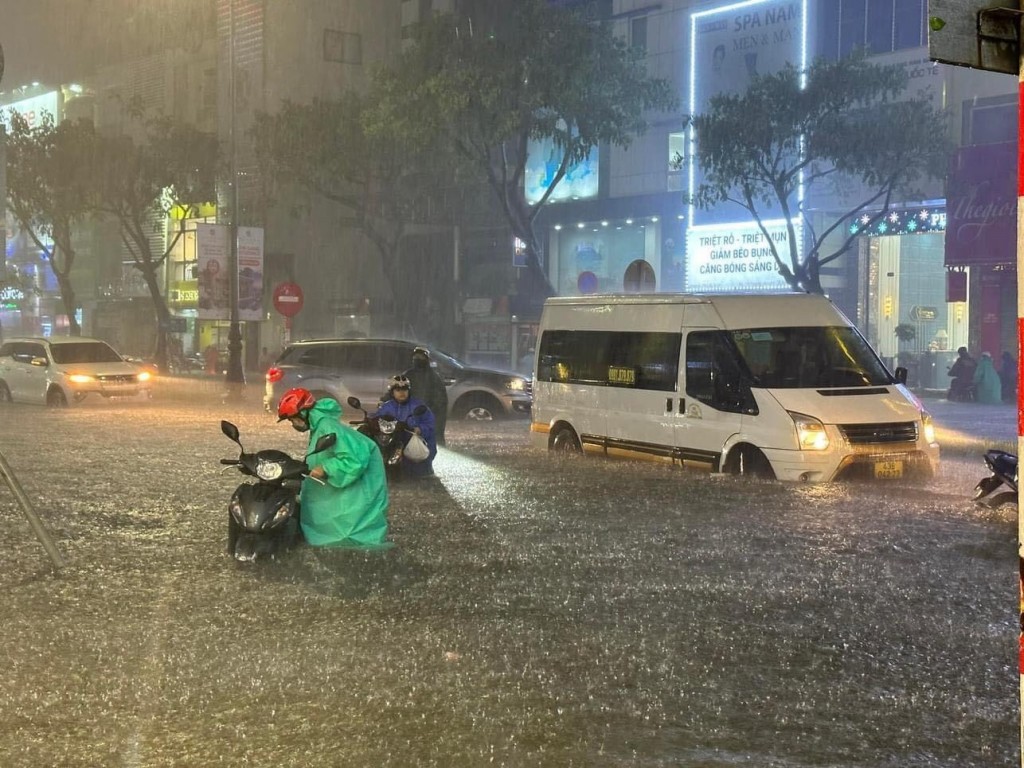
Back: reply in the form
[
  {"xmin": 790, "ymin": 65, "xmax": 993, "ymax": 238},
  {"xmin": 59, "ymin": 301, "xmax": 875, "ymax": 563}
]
[{"xmin": 404, "ymin": 433, "xmax": 430, "ymax": 462}]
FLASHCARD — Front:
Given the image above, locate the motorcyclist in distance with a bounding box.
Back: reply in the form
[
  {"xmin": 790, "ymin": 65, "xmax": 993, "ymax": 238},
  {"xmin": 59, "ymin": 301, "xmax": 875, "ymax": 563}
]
[
  {"xmin": 403, "ymin": 346, "xmax": 448, "ymax": 446},
  {"xmin": 374, "ymin": 375, "xmax": 437, "ymax": 479},
  {"xmin": 277, "ymin": 387, "xmax": 390, "ymax": 548}
]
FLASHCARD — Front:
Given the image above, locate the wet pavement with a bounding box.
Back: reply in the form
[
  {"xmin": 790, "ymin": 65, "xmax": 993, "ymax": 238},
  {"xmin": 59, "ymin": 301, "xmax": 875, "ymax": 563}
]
[{"xmin": 0, "ymin": 390, "xmax": 1017, "ymax": 766}]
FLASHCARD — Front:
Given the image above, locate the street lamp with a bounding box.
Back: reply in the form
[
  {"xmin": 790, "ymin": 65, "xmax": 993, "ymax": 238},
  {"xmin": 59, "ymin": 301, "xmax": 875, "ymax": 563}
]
[{"xmin": 224, "ymin": 0, "xmax": 245, "ymax": 388}]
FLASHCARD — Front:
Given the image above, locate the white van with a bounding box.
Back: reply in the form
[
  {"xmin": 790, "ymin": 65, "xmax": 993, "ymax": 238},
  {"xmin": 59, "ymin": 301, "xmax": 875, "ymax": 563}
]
[{"xmin": 529, "ymin": 293, "xmax": 939, "ymax": 482}]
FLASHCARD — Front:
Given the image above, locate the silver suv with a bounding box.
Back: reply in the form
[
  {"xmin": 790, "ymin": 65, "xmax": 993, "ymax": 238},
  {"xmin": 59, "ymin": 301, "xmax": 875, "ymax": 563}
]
[
  {"xmin": 0, "ymin": 336, "xmax": 153, "ymax": 406},
  {"xmin": 263, "ymin": 338, "xmax": 531, "ymax": 420}
]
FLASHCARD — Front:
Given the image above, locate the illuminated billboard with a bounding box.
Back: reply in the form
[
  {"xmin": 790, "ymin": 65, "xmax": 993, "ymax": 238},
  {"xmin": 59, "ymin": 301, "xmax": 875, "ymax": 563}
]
[
  {"xmin": 1, "ymin": 91, "xmax": 60, "ymax": 129},
  {"xmin": 686, "ymin": 220, "xmax": 793, "ymax": 293},
  {"xmin": 686, "ymin": 0, "xmax": 807, "ymax": 290},
  {"xmin": 525, "ymin": 131, "xmax": 599, "ymax": 205}
]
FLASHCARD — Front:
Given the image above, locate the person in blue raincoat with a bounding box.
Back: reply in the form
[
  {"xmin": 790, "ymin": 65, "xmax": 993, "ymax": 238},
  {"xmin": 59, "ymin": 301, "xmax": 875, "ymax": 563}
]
[
  {"xmin": 277, "ymin": 387, "xmax": 390, "ymax": 548},
  {"xmin": 374, "ymin": 375, "xmax": 437, "ymax": 479}
]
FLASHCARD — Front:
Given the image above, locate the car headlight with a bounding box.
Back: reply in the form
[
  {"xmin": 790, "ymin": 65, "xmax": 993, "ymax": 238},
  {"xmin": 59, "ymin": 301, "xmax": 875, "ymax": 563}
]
[
  {"xmin": 68, "ymin": 374, "xmax": 94, "ymax": 384},
  {"xmin": 256, "ymin": 461, "xmax": 284, "ymax": 481},
  {"xmin": 790, "ymin": 411, "xmax": 830, "ymax": 451},
  {"xmin": 921, "ymin": 412, "xmax": 936, "ymax": 444},
  {"xmin": 505, "ymin": 378, "xmax": 527, "ymax": 392},
  {"xmin": 137, "ymin": 371, "xmax": 152, "ymax": 382}
]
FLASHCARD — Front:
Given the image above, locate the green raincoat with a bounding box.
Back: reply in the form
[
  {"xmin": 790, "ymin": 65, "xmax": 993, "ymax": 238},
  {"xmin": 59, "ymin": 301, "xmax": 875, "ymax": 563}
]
[{"xmin": 301, "ymin": 398, "xmax": 390, "ymax": 548}]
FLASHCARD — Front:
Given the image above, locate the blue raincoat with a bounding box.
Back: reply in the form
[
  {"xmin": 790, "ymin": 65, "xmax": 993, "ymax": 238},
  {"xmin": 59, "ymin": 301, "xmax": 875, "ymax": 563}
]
[
  {"xmin": 301, "ymin": 398, "xmax": 390, "ymax": 548},
  {"xmin": 374, "ymin": 396, "xmax": 437, "ymax": 478}
]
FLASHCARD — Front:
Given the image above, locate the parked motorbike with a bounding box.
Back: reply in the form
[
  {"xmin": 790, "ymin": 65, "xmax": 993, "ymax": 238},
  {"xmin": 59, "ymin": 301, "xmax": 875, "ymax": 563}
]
[
  {"xmin": 219, "ymin": 420, "xmax": 336, "ymax": 562},
  {"xmin": 346, "ymin": 396, "xmax": 426, "ymax": 482},
  {"xmin": 973, "ymin": 448, "xmax": 1018, "ymax": 509}
]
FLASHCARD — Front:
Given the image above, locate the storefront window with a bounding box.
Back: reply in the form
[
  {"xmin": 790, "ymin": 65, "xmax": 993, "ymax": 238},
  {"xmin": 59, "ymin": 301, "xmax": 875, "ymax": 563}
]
[{"xmin": 553, "ymin": 218, "xmax": 660, "ymax": 295}]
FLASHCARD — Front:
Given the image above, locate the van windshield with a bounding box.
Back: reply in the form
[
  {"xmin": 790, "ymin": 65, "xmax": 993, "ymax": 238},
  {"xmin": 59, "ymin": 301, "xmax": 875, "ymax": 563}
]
[{"xmin": 729, "ymin": 326, "xmax": 893, "ymax": 389}]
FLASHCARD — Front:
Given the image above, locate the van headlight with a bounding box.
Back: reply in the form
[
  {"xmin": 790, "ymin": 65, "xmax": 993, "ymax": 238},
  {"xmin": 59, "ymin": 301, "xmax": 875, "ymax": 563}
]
[
  {"xmin": 921, "ymin": 412, "xmax": 936, "ymax": 444},
  {"xmin": 68, "ymin": 374, "xmax": 95, "ymax": 384},
  {"xmin": 506, "ymin": 378, "xmax": 527, "ymax": 392},
  {"xmin": 789, "ymin": 412, "xmax": 830, "ymax": 451}
]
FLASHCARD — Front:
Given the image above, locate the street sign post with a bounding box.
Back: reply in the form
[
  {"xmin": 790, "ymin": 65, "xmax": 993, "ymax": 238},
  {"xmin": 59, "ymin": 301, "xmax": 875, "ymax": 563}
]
[
  {"xmin": 928, "ymin": 4, "xmax": 1024, "ymax": 762},
  {"xmin": 928, "ymin": 0, "xmax": 1021, "ymax": 74},
  {"xmin": 272, "ymin": 282, "xmax": 303, "ymax": 343}
]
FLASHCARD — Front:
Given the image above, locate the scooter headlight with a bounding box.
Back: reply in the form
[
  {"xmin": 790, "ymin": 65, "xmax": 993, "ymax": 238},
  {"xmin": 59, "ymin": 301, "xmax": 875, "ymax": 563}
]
[
  {"xmin": 256, "ymin": 460, "xmax": 284, "ymax": 481},
  {"xmin": 379, "ymin": 420, "xmax": 397, "ymax": 435},
  {"xmin": 789, "ymin": 412, "xmax": 830, "ymax": 451},
  {"xmin": 921, "ymin": 412, "xmax": 936, "ymax": 445}
]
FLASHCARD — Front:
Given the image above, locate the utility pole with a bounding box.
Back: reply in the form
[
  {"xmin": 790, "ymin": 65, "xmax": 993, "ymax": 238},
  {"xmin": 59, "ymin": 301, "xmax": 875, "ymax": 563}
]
[{"xmin": 225, "ymin": 0, "xmax": 246, "ymax": 391}]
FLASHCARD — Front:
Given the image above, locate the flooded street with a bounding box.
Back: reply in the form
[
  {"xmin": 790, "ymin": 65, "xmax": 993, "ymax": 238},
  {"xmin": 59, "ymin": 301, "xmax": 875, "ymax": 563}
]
[{"xmin": 0, "ymin": 398, "xmax": 1015, "ymax": 766}]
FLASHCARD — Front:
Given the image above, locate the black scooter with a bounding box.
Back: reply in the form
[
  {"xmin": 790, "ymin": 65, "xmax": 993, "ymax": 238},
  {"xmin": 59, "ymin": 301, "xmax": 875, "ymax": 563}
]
[
  {"xmin": 973, "ymin": 448, "xmax": 1018, "ymax": 509},
  {"xmin": 346, "ymin": 396, "xmax": 426, "ymax": 483},
  {"xmin": 219, "ymin": 420, "xmax": 336, "ymax": 562}
]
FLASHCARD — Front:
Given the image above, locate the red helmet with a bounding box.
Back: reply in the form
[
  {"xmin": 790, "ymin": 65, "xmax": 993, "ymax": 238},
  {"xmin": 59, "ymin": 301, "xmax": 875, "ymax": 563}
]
[{"xmin": 277, "ymin": 387, "xmax": 316, "ymax": 421}]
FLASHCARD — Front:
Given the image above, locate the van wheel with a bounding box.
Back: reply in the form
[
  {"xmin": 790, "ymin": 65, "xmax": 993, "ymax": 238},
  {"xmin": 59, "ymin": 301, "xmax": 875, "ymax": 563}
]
[
  {"xmin": 457, "ymin": 394, "xmax": 500, "ymax": 421},
  {"xmin": 551, "ymin": 426, "xmax": 582, "ymax": 454},
  {"xmin": 724, "ymin": 445, "xmax": 774, "ymax": 479},
  {"xmin": 0, "ymin": 381, "xmax": 12, "ymax": 404},
  {"xmin": 47, "ymin": 388, "xmax": 68, "ymax": 408}
]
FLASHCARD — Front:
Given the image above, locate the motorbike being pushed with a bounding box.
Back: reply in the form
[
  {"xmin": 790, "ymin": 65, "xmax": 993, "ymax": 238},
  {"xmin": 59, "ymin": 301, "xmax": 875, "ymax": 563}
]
[
  {"xmin": 219, "ymin": 420, "xmax": 336, "ymax": 562},
  {"xmin": 973, "ymin": 448, "xmax": 1018, "ymax": 510},
  {"xmin": 346, "ymin": 396, "xmax": 427, "ymax": 483}
]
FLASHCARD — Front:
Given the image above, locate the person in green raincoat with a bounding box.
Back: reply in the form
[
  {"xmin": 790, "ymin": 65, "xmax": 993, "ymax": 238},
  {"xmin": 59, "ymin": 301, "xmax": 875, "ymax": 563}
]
[
  {"xmin": 972, "ymin": 352, "xmax": 1003, "ymax": 405},
  {"xmin": 277, "ymin": 387, "xmax": 390, "ymax": 548}
]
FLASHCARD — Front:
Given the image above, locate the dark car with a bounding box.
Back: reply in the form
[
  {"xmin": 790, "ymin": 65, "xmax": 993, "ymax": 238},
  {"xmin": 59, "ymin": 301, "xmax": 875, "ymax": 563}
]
[{"xmin": 263, "ymin": 338, "xmax": 531, "ymax": 420}]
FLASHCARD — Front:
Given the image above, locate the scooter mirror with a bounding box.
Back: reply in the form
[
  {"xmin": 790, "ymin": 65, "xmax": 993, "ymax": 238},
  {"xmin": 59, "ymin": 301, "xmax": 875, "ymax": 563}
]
[
  {"xmin": 221, "ymin": 420, "xmax": 241, "ymax": 444},
  {"xmin": 311, "ymin": 433, "xmax": 337, "ymax": 455},
  {"xmin": 347, "ymin": 396, "xmax": 363, "ymax": 410},
  {"xmin": 413, "ymin": 404, "xmax": 428, "ymax": 417}
]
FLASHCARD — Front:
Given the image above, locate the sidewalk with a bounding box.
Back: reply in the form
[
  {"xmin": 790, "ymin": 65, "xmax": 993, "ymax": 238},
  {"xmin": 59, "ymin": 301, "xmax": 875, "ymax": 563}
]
[{"xmin": 915, "ymin": 392, "xmax": 1017, "ymax": 455}]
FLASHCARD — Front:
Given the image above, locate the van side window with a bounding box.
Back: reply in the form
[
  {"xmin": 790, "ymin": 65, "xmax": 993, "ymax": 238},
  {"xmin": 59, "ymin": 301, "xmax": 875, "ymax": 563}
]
[
  {"xmin": 537, "ymin": 330, "xmax": 680, "ymax": 392},
  {"xmin": 685, "ymin": 331, "xmax": 757, "ymax": 415}
]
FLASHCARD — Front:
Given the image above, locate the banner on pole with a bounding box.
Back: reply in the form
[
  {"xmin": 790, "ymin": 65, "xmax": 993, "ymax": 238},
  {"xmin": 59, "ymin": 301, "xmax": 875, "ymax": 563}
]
[
  {"xmin": 196, "ymin": 224, "xmax": 230, "ymax": 320},
  {"xmin": 237, "ymin": 226, "xmax": 264, "ymax": 322}
]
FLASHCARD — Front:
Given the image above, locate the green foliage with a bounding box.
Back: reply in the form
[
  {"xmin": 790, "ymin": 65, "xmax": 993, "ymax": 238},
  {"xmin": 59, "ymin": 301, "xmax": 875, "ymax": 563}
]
[
  {"xmin": 684, "ymin": 52, "xmax": 950, "ymax": 294},
  {"xmin": 366, "ymin": 0, "xmax": 677, "ymax": 294},
  {"xmin": 894, "ymin": 323, "xmax": 916, "ymax": 343},
  {"xmin": 5, "ymin": 111, "xmax": 99, "ymax": 334},
  {"xmin": 89, "ymin": 117, "xmax": 219, "ymax": 370}
]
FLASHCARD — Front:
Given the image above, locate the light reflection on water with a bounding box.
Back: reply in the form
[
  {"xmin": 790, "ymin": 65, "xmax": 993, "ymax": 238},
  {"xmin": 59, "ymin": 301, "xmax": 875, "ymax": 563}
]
[{"xmin": 0, "ymin": 401, "xmax": 1014, "ymax": 766}]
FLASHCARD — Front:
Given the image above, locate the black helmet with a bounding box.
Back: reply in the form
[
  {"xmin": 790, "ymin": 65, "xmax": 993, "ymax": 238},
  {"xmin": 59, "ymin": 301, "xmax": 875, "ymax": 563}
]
[{"xmin": 412, "ymin": 346, "xmax": 430, "ymax": 359}]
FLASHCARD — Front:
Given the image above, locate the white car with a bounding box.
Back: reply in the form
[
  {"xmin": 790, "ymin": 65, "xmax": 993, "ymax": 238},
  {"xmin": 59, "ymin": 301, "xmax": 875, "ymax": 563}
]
[{"xmin": 0, "ymin": 336, "xmax": 153, "ymax": 406}]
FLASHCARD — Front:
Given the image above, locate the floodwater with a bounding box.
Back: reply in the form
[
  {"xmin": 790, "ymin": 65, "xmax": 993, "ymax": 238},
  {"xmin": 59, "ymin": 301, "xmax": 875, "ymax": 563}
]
[{"xmin": 0, "ymin": 393, "xmax": 1015, "ymax": 766}]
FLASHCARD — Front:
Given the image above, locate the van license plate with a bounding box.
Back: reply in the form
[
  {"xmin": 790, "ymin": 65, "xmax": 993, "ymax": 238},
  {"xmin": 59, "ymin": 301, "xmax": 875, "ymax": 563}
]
[{"xmin": 874, "ymin": 460, "xmax": 903, "ymax": 479}]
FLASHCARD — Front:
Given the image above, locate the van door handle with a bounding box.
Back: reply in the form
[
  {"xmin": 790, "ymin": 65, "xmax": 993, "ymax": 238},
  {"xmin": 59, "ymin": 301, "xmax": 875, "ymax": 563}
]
[
  {"xmin": 666, "ymin": 398, "xmax": 672, "ymax": 412},
  {"xmin": 678, "ymin": 398, "xmax": 685, "ymax": 414}
]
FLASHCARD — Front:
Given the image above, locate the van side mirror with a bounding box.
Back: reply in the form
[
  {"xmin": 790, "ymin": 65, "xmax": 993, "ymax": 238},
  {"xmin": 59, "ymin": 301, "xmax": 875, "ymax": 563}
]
[{"xmin": 894, "ymin": 366, "xmax": 908, "ymax": 385}]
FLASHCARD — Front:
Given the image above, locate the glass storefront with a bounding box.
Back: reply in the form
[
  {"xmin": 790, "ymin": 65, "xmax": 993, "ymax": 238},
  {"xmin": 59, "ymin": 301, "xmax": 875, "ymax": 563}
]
[{"xmin": 550, "ymin": 216, "xmax": 662, "ymax": 295}]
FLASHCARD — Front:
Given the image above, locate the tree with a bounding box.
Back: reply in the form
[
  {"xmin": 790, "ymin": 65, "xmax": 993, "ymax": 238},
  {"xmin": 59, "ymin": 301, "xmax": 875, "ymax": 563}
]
[
  {"xmin": 5, "ymin": 111, "xmax": 97, "ymax": 335},
  {"xmin": 366, "ymin": 0, "xmax": 677, "ymax": 299},
  {"xmin": 90, "ymin": 117, "xmax": 219, "ymax": 372},
  {"xmin": 251, "ymin": 91, "xmax": 455, "ymax": 333},
  {"xmin": 683, "ymin": 53, "xmax": 949, "ymax": 294}
]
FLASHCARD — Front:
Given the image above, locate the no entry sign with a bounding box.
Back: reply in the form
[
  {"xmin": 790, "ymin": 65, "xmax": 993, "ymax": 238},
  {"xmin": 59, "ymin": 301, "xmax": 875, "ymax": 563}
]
[{"xmin": 272, "ymin": 282, "xmax": 304, "ymax": 318}]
